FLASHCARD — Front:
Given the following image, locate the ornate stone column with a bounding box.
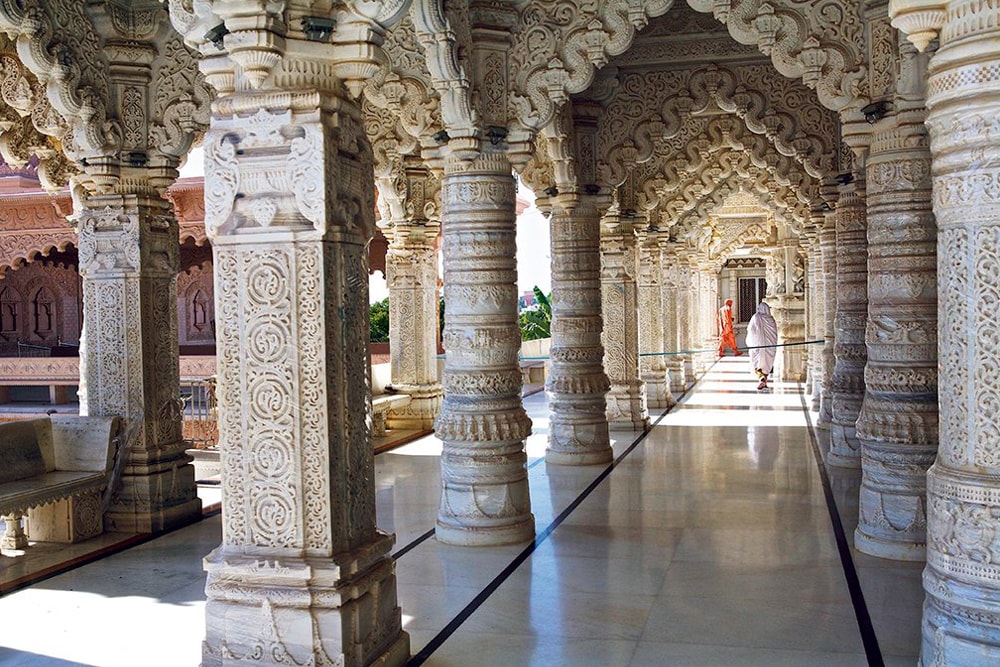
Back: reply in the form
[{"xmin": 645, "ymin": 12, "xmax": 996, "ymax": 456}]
[
  {"xmin": 676, "ymin": 253, "xmax": 696, "ymax": 386},
  {"xmin": 697, "ymin": 262, "xmax": 719, "ymax": 372},
  {"xmin": 637, "ymin": 228, "xmax": 673, "ymax": 410},
  {"xmin": 854, "ymin": 48, "xmax": 937, "ymax": 562},
  {"xmin": 435, "ymin": 152, "xmax": 534, "ymax": 545},
  {"xmin": 660, "ymin": 240, "xmax": 685, "ymax": 393},
  {"xmin": 828, "ymin": 176, "xmax": 868, "ymax": 468},
  {"xmin": 545, "ymin": 193, "xmax": 612, "ymax": 465},
  {"xmin": 76, "ymin": 194, "xmax": 201, "ymax": 533},
  {"xmin": 803, "ymin": 219, "xmax": 825, "ymax": 408},
  {"xmin": 891, "ymin": 1, "xmax": 1000, "ymax": 660},
  {"xmin": 773, "ymin": 239, "xmax": 807, "ymax": 382},
  {"xmin": 200, "ymin": 92, "xmax": 408, "ymax": 667},
  {"xmin": 601, "ymin": 210, "xmax": 649, "ymax": 431},
  {"xmin": 818, "ymin": 202, "xmax": 839, "ymax": 425},
  {"xmin": 382, "ymin": 170, "xmax": 444, "ymax": 429}
]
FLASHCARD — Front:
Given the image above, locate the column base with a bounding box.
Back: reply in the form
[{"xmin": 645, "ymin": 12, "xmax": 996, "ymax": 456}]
[
  {"xmin": 854, "ymin": 526, "xmax": 926, "ymax": 561},
  {"xmin": 827, "ymin": 423, "xmax": 861, "ymax": 468},
  {"xmin": 547, "ymin": 416, "xmax": 613, "ymax": 466},
  {"xmin": 104, "ymin": 445, "xmax": 202, "ymax": 533},
  {"xmin": 606, "ymin": 383, "xmax": 649, "ymax": 431},
  {"xmin": 435, "ymin": 514, "xmax": 535, "ymax": 546},
  {"xmin": 386, "ymin": 385, "xmax": 442, "ymax": 431},
  {"xmin": 643, "ymin": 376, "xmax": 674, "ymax": 410},
  {"xmin": 203, "ymin": 535, "xmax": 409, "ymax": 667},
  {"xmin": 922, "ymin": 560, "xmax": 1000, "ymax": 666}
]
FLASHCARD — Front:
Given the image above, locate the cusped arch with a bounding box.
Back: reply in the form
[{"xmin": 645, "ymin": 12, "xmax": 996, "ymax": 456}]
[
  {"xmin": 597, "ymin": 62, "xmax": 840, "ymax": 187},
  {"xmin": 685, "ymin": 0, "xmax": 869, "ymax": 114}
]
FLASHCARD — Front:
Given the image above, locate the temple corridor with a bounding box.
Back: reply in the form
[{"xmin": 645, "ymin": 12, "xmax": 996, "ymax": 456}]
[{"xmin": 0, "ymin": 357, "xmax": 923, "ymax": 666}]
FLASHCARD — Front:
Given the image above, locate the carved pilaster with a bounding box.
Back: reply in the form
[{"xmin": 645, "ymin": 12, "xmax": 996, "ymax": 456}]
[
  {"xmin": 436, "ymin": 151, "xmax": 534, "ymax": 545},
  {"xmin": 916, "ymin": 1, "xmax": 1000, "ymax": 660},
  {"xmin": 660, "ymin": 241, "xmax": 685, "ymax": 393},
  {"xmin": 638, "ymin": 229, "xmax": 673, "ymax": 410},
  {"xmin": 382, "ymin": 166, "xmax": 443, "ymax": 429},
  {"xmin": 75, "ymin": 193, "xmax": 201, "ymax": 533},
  {"xmin": 601, "ymin": 212, "xmax": 649, "ymax": 431},
  {"xmin": 545, "ymin": 194, "xmax": 612, "ymax": 465},
  {"xmin": 200, "ymin": 95, "xmax": 408, "ymax": 667},
  {"xmin": 819, "ymin": 205, "xmax": 838, "ymax": 425},
  {"xmin": 854, "ymin": 97, "xmax": 937, "ymax": 561},
  {"xmin": 696, "ymin": 264, "xmax": 719, "ymax": 373},
  {"xmin": 828, "ymin": 177, "xmax": 868, "ymax": 468},
  {"xmin": 773, "ymin": 239, "xmax": 807, "ymax": 382},
  {"xmin": 678, "ymin": 257, "xmax": 696, "ymax": 386}
]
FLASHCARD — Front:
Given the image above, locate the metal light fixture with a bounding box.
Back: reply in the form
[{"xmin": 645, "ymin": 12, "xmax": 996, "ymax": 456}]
[
  {"xmin": 301, "ymin": 16, "xmax": 336, "ymax": 42},
  {"xmin": 861, "ymin": 100, "xmax": 891, "ymax": 124},
  {"xmin": 204, "ymin": 23, "xmax": 229, "ymax": 50},
  {"xmin": 485, "ymin": 126, "xmax": 507, "ymax": 146}
]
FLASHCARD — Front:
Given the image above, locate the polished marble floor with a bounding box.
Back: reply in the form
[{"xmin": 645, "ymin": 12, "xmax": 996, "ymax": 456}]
[{"xmin": 0, "ymin": 356, "xmax": 924, "ymax": 666}]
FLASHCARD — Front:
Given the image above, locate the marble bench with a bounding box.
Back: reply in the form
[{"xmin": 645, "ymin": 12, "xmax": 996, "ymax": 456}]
[
  {"xmin": 0, "ymin": 416, "xmax": 120, "ymax": 552},
  {"xmin": 372, "ymin": 394, "xmax": 411, "ymax": 437}
]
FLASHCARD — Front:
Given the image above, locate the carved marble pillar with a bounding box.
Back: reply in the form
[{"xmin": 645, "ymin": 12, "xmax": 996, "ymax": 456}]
[
  {"xmin": 677, "ymin": 257, "xmax": 696, "ymax": 386},
  {"xmin": 818, "ymin": 205, "xmax": 838, "ymax": 425},
  {"xmin": 660, "ymin": 241, "xmax": 685, "ymax": 393},
  {"xmin": 436, "ymin": 152, "xmax": 534, "ymax": 545},
  {"xmin": 201, "ymin": 96, "xmax": 408, "ymax": 667},
  {"xmin": 895, "ymin": 2, "xmax": 1000, "ymax": 659},
  {"xmin": 697, "ymin": 263, "xmax": 719, "ymax": 372},
  {"xmin": 637, "ymin": 229, "xmax": 673, "ymax": 410},
  {"xmin": 545, "ymin": 194, "xmax": 612, "ymax": 465},
  {"xmin": 384, "ymin": 216, "xmax": 444, "ymax": 430},
  {"xmin": 76, "ymin": 193, "xmax": 201, "ymax": 533},
  {"xmin": 803, "ymin": 221, "xmax": 825, "ymax": 408},
  {"xmin": 774, "ymin": 240, "xmax": 807, "ymax": 382},
  {"xmin": 827, "ymin": 177, "xmax": 868, "ymax": 468},
  {"xmin": 854, "ymin": 99, "xmax": 937, "ymax": 561},
  {"xmin": 601, "ymin": 212, "xmax": 649, "ymax": 431}
]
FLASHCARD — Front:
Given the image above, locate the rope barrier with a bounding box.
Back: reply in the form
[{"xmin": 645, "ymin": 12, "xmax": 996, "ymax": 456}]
[{"xmin": 513, "ymin": 339, "xmax": 825, "ymax": 361}]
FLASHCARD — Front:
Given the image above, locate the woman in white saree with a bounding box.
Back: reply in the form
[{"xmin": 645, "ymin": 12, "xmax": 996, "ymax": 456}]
[{"xmin": 746, "ymin": 301, "xmax": 778, "ymax": 390}]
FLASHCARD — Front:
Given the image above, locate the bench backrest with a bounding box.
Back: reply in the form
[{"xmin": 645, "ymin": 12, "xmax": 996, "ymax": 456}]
[
  {"xmin": 0, "ymin": 418, "xmax": 53, "ymax": 483},
  {"xmin": 50, "ymin": 416, "xmax": 119, "ymax": 473},
  {"xmin": 0, "ymin": 416, "xmax": 119, "ymax": 484}
]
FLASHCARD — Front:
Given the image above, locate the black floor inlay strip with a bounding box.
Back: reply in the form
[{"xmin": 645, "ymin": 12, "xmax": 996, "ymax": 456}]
[
  {"xmin": 799, "ymin": 388, "xmax": 884, "ymax": 667},
  {"xmin": 406, "ymin": 408, "xmax": 671, "ymax": 667}
]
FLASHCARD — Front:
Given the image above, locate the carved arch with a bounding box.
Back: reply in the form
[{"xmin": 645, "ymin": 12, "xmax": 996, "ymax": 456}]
[
  {"xmin": 685, "ymin": 0, "xmax": 869, "ymax": 113},
  {"xmin": 597, "ymin": 62, "xmax": 839, "ymax": 187}
]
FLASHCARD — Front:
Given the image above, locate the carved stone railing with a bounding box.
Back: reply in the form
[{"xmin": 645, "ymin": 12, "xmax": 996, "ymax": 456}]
[{"xmin": 0, "ymin": 355, "xmax": 217, "ymax": 385}]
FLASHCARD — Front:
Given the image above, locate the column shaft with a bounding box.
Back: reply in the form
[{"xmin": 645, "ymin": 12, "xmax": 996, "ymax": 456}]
[
  {"xmin": 385, "ymin": 220, "xmax": 443, "ymax": 429},
  {"xmin": 661, "ymin": 243, "xmax": 685, "ymax": 393},
  {"xmin": 854, "ymin": 113, "xmax": 937, "ymax": 561},
  {"xmin": 545, "ymin": 196, "xmax": 612, "ymax": 465},
  {"xmin": 818, "ymin": 210, "xmax": 838, "ymax": 425},
  {"xmin": 76, "ymin": 194, "xmax": 201, "ymax": 533},
  {"xmin": 921, "ymin": 2, "xmax": 1000, "ymax": 660},
  {"xmin": 202, "ymin": 96, "xmax": 408, "ymax": 667},
  {"xmin": 638, "ymin": 231, "xmax": 673, "ymax": 410},
  {"xmin": 601, "ymin": 214, "xmax": 649, "ymax": 431},
  {"xmin": 828, "ymin": 179, "xmax": 868, "ymax": 467},
  {"xmin": 435, "ymin": 152, "xmax": 534, "ymax": 545}
]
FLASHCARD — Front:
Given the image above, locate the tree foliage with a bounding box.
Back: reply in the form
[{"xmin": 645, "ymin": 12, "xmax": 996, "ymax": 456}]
[
  {"xmin": 370, "ymin": 297, "xmax": 389, "ymax": 343},
  {"xmin": 519, "ymin": 286, "xmax": 552, "ymax": 341}
]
